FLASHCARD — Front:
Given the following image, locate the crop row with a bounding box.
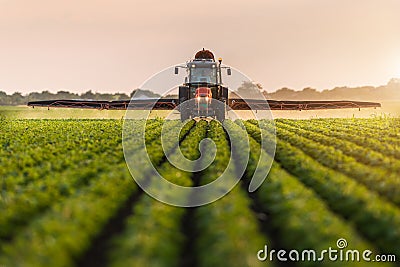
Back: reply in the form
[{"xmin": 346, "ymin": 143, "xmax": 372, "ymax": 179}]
[
  {"xmin": 282, "ymin": 119, "xmax": 400, "ymax": 160},
  {"xmin": 0, "ymin": 119, "xmax": 194, "ymax": 266},
  {"xmin": 0, "ymin": 119, "xmax": 171, "ymax": 240},
  {"xmin": 277, "ymin": 119, "xmax": 400, "ymax": 173},
  {"xmin": 248, "ymin": 120, "xmax": 400, "ymax": 258},
  {"xmin": 1, "ymin": 118, "xmax": 399, "ymax": 266},
  {"xmin": 307, "ymin": 118, "xmax": 400, "ymax": 147},
  {"xmin": 111, "ymin": 120, "xmax": 271, "ymax": 267},
  {"xmin": 308, "ymin": 118, "xmax": 400, "ymax": 139},
  {"xmin": 107, "ymin": 120, "xmax": 207, "ymax": 267},
  {"xmin": 242, "ymin": 121, "xmax": 389, "ymax": 267},
  {"xmin": 193, "ymin": 120, "xmax": 269, "ymax": 267},
  {"xmin": 0, "ymin": 119, "xmax": 166, "ymax": 192},
  {"xmin": 0, "ymin": 120, "xmax": 128, "ymax": 188},
  {"xmin": 0, "ymin": 162, "xmax": 136, "ymax": 267},
  {"xmin": 0, "ymin": 120, "xmax": 129, "ymax": 240},
  {"xmin": 268, "ymin": 121, "xmax": 400, "ymax": 206}
]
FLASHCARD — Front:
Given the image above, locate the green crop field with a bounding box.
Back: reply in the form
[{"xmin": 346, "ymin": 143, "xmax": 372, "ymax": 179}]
[{"xmin": 0, "ymin": 118, "xmax": 399, "ymax": 267}]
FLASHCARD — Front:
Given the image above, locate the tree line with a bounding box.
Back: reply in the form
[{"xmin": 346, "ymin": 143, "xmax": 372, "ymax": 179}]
[
  {"xmin": 266, "ymin": 78, "xmax": 400, "ymax": 101},
  {"xmin": 0, "ymin": 89, "xmax": 161, "ymax": 105},
  {"xmin": 0, "ymin": 78, "xmax": 399, "ymax": 105},
  {"xmin": 234, "ymin": 79, "xmax": 400, "ymax": 101}
]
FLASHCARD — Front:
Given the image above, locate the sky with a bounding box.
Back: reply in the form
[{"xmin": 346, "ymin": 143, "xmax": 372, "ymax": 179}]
[{"xmin": 0, "ymin": 0, "xmax": 400, "ymax": 94}]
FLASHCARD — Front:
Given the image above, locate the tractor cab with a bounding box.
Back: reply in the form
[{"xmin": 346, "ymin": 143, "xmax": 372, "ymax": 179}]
[
  {"xmin": 188, "ymin": 61, "xmax": 218, "ymax": 84},
  {"xmin": 187, "ymin": 60, "xmax": 218, "ymax": 100}
]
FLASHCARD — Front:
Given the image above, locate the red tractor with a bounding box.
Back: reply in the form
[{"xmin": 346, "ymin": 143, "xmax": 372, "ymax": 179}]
[{"xmin": 176, "ymin": 49, "xmax": 230, "ymax": 121}]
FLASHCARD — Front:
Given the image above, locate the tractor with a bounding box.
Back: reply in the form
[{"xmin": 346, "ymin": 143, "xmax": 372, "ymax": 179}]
[{"xmin": 175, "ymin": 49, "xmax": 231, "ymax": 121}]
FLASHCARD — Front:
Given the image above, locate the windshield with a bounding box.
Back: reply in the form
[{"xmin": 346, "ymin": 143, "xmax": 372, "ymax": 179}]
[{"xmin": 189, "ymin": 67, "xmax": 217, "ymax": 84}]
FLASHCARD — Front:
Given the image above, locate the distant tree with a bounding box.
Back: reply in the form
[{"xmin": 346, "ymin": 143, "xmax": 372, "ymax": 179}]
[
  {"xmin": 27, "ymin": 92, "xmax": 45, "ymax": 102},
  {"xmin": 130, "ymin": 89, "xmax": 160, "ymax": 98},
  {"xmin": 81, "ymin": 90, "xmax": 96, "ymax": 99},
  {"xmin": 382, "ymin": 79, "xmax": 400, "ymax": 100},
  {"xmin": 236, "ymin": 81, "xmax": 263, "ymax": 98},
  {"xmin": 388, "ymin": 78, "xmax": 400, "ymax": 86},
  {"xmin": 162, "ymin": 93, "xmax": 178, "ymax": 99},
  {"xmin": 113, "ymin": 93, "xmax": 130, "ymax": 100},
  {"xmin": 101, "ymin": 92, "xmax": 112, "ymax": 100},
  {"xmin": 269, "ymin": 87, "xmax": 296, "ymax": 100},
  {"xmin": 41, "ymin": 91, "xmax": 56, "ymax": 100},
  {"xmin": 0, "ymin": 91, "xmax": 10, "ymax": 105},
  {"xmin": 56, "ymin": 91, "xmax": 78, "ymax": 99},
  {"xmin": 11, "ymin": 92, "xmax": 24, "ymax": 105},
  {"xmin": 294, "ymin": 87, "xmax": 320, "ymax": 100}
]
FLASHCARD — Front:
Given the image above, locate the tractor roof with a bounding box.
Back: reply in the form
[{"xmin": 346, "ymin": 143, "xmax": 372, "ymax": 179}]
[{"xmin": 194, "ymin": 48, "xmax": 215, "ymax": 61}]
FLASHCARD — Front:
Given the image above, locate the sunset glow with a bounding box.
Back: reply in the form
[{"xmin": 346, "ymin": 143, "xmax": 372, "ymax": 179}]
[{"xmin": 0, "ymin": 0, "xmax": 399, "ymax": 94}]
